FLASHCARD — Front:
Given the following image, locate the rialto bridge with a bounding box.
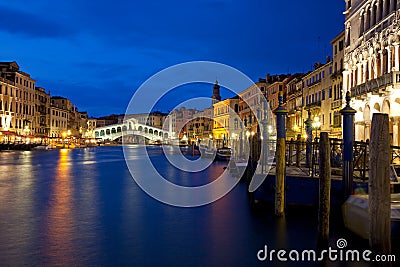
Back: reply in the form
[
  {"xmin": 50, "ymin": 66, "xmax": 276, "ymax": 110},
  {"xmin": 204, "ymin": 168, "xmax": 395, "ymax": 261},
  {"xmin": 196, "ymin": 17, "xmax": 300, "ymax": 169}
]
[{"xmin": 93, "ymin": 118, "xmax": 171, "ymax": 142}]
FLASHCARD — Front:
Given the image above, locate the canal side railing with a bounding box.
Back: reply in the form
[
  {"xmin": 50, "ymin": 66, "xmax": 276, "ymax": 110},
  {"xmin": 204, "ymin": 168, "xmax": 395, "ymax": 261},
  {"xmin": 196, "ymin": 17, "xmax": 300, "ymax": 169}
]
[{"xmin": 281, "ymin": 138, "xmax": 400, "ymax": 181}]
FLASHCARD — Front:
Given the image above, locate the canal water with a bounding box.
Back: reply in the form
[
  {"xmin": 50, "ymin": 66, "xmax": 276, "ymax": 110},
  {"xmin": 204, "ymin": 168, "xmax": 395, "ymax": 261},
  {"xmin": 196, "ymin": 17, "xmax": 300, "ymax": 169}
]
[{"xmin": 0, "ymin": 146, "xmax": 375, "ymax": 266}]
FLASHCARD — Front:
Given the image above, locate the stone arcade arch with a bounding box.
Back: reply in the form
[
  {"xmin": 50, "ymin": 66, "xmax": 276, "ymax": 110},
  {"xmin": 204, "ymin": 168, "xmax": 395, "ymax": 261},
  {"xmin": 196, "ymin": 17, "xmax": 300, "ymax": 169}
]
[
  {"xmin": 382, "ymin": 100, "xmax": 390, "ymax": 114},
  {"xmin": 373, "ymin": 102, "xmax": 381, "ymax": 112}
]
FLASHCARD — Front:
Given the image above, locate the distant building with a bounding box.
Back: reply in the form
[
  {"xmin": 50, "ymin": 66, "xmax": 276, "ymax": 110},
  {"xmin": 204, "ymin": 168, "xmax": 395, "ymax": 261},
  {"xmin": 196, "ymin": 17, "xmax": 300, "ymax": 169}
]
[
  {"xmin": 49, "ymin": 105, "xmax": 68, "ymax": 138},
  {"xmin": 286, "ymin": 74, "xmax": 305, "ymax": 139},
  {"xmin": 212, "ymin": 96, "xmax": 239, "ymax": 148},
  {"xmin": 51, "ymin": 96, "xmax": 88, "ymax": 137},
  {"xmin": 86, "ymin": 119, "xmax": 97, "ymax": 138},
  {"xmin": 96, "ymin": 114, "xmax": 120, "ymax": 127},
  {"xmin": 238, "ymin": 78, "xmax": 268, "ymax": 135},
  {"xmin": 170, "ymin": 107, "xmax": 198, "ymax": 139},
  {"xmin": 266, "ymin": 75, "xmax": 290, "ymax": 112},
  {"xmin": 0, "ymin": 61, "xmax": 36, "ymax": 137},
  {"xmin": 330, "ymin": 31, "xmax": 345, "ymax": 137},
  {"xmin": 126, "ymin": 112, "xmax": 167, "ymax": 128},
  {"xmin": 185, "ymin": 107, "xmax": 213, "ymax": 142},
  {"xmin": 211, "ymin": 80, "xmax": 221, "ymax": 105},
  {"xmin": 302, "ymin": 60, "xmax": 333, "ymax": 137},
  {"xmin": 34, "ymin": 87, "xmax": 50, "ymax": 137}
]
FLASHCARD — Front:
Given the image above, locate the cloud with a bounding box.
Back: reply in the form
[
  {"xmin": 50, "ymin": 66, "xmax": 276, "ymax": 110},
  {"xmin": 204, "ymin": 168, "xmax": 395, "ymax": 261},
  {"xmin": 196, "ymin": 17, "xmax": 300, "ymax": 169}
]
[{"xmin": 0, "ymin": 4, "xmax": 74, "ymax": 38}]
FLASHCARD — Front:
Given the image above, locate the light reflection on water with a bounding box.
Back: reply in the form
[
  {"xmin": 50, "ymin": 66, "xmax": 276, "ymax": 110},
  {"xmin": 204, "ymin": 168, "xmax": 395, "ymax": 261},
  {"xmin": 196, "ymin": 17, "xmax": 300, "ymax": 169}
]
[
  {"xmin": 0, "ymin": 146, "xmax": 370, "ymax": 266},
  {"xmin": 44, "ymin": 148, "xmax": 74, "ymax": 265}
]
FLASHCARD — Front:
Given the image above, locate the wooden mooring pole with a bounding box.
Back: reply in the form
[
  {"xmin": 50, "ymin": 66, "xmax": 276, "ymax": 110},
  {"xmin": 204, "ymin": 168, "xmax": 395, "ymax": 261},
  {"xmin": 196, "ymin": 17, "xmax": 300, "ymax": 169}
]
[
  {"xmin": 296, "ymin": 134, "xmax": 301, "ymax": 168},
  {"xmin": 273, "ymin": 92, "xmax": 288, "ymax": 217},
  {"xmin": 288, "ymin": 138, "xmax": 293, "ymax": 166},
  {"xmin": 318, "ymin": 132, "xmax": 331, "ymax": 248},
  {"xmin": 369, "ymin": 113, "xmax": 391, "ymax": 255}
]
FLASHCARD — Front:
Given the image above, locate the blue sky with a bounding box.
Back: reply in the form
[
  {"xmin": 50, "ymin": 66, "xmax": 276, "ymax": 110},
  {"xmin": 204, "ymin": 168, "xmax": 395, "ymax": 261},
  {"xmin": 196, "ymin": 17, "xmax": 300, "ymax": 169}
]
[{"xmin": 0, "ymin": 0, "xmax": 344, "ymax": 117}]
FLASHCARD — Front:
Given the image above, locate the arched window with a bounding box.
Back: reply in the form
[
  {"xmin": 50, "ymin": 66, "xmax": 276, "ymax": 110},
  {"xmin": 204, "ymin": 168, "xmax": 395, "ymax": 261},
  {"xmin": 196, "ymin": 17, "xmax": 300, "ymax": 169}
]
[
  {"xmin": 372, "ymin": 4, "xmax": 377, "ymax": 25},
  {"xmin": 360, "ymin": 13, "xmax": 365, "ymax": 36},
  {"xmin": 385, "ymin": 0, "xmax": 390, "ymax": 17},
  {"xmin": 366, "ymin": 8, "xmax": 371, "ymax": 30}
]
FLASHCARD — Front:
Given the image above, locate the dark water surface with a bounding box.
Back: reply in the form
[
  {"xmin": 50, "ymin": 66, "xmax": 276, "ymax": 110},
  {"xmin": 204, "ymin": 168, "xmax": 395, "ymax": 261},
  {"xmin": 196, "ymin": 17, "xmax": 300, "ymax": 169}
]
[{"xmin": 0, "ymin": 146, "xmax": 374, "ymax": 266}]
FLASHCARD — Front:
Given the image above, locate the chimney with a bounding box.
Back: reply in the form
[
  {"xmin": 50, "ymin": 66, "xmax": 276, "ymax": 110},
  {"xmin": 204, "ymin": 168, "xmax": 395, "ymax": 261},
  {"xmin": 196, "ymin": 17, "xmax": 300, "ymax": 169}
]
[{"xmin": 326, "ymin": 56, "xmax": 331, "ymax": 63}]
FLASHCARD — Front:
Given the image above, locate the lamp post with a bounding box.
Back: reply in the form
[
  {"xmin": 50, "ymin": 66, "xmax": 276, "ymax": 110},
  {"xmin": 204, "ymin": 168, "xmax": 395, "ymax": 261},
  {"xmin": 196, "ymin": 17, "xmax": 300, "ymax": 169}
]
[
  {"xmin": 312, "ymin": 116, "xmax": 321, "ymax": 140},
  {"xmin": 62, "ymin": 131, "xmax": 67, "ymax": 148},
  {"xmin": 305, "ymin": 110, "xmax": 313, "ymax": 168}
]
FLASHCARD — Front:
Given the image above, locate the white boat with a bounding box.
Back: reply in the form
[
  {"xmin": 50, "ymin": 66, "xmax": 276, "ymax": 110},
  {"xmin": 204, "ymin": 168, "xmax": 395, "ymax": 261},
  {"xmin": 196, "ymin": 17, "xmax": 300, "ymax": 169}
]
[
  {"xmin": 216, "ymin": 147, "xmax": 232, "ymax": 161},
  {"xmin": 32, "ymin": 145, "xmax": 48, "ymax": 150},
  {"xmin": 342, "ymin": 194, "xmax": 400, "ymax": 239}
]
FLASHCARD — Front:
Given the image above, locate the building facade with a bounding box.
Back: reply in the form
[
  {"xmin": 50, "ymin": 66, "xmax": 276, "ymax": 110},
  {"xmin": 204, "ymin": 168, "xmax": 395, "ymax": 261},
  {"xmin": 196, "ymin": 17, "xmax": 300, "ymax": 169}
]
[
  {"xmin": 51, "ymin": 96, "xmax": 88, "ymax": 137},
  {"xmin": 212, "ymin": 97, "xmax": 239, "ymax": 148},
  {"xmin": 344, "ymin": 0, "xmax": 400, "ymax": 144},
  {"xmin": 35, "ymin": 87, "xmax": 50, "ymax": 137},
  {"xmin": 185, "ymin": 107, "xmax": 213, "ymax": 142},
  {"xmin": 0, "ymin": 61, "xmax": 36, "ymax": 137},
  {"xmin": 50, "ymin": 105, "xmax": 68, "ymax": 138},
  {"xmin": 286, "ymin": 74, "xmax": 305, "ymax": 139},
  {"xmin": 302, "ymin": 61, "xmax": 333, "ymax": 137},
  {"xmin": 330, "ymin": 31, "xmax": 345, "ymax": 137}
]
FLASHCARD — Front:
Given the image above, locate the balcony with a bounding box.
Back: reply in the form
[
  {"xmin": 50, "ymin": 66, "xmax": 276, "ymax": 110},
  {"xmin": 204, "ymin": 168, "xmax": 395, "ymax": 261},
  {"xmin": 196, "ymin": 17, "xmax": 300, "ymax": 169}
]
[
  {"xmin": 331, "ymin": 100, "xmax": 343, "ymax": 110},
  {"xmin": 307, "ymin": 79, "xmax": 321, "ymax": 87},
  {"xmin": 305, "ymin": 101, "xmax": 321, "ymax": 109},
  {"xmin": 350, "ymin": 72, "xmax": 400, "ymax": 98},
  {"xmin": 0, "ymin": 77, "xmax": 15, "ymax": 86},
  {"xmin": 330, "ymin": 69, "xmax": 343, "ymax": 79}
]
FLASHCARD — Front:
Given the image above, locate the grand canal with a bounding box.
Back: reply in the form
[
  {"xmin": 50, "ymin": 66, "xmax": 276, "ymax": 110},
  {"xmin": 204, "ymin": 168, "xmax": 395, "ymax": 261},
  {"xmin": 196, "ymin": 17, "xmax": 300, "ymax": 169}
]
[{"xmin": 0, "ymin": 146, "xmax": 373, "ymax": 266}]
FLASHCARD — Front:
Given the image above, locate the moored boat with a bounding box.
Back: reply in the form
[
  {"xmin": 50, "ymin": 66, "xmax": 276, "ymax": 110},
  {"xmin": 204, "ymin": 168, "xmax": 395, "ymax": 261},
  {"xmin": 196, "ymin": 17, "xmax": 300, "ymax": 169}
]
[
  {"xmin": 215, "ymin": 147, "xmax": 232, "ymax": 161},
  {"xmin": 342, "ymin": 194, "xmax": 400, "ymax": 239}
]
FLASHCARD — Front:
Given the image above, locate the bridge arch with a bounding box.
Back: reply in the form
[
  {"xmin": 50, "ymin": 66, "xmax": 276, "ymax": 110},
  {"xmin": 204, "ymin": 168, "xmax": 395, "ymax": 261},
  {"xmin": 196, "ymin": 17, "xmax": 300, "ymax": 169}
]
[
  {"xmin": 138, "ymin": 126, "xmax": 143, "ymax": 131},
  {"xmin": 149, "ymin": 129, "xmax": 153, "ymax": 134},
  {"xmin": 117, "ymin": 126, "xmax": 122, "ymax": 132},
  {"xmin": 100, "ymin": 130, "xmax": 105, "ymax": 136},
  {"xmin": 111, "ymin": 128, "xmax": 116, "ymax": 134},
  {"xmin": 106, "ymin": 129, "xmax": 111, "ymax": 135},
  {"xmin": 122, "ymin": 125, "xmax": 127, "ymax": 131},
  {"xmin": 144, "ymin": 127, "xmax": 148, "ymax": 133}
]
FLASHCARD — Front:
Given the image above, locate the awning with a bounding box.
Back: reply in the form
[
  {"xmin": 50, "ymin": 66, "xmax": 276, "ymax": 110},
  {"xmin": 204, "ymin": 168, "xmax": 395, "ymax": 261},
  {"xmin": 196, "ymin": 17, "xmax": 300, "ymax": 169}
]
[{"xmin": 0, "ymin": 131, "xmax": 17, "ymax": 135}]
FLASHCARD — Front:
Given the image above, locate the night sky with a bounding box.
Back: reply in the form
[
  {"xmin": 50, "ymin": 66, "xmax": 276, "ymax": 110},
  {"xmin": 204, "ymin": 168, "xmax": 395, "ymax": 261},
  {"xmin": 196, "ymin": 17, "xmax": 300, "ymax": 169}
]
[{"xmin": 0, "ymin": 1, "xmax": 344, "ymax": 117}]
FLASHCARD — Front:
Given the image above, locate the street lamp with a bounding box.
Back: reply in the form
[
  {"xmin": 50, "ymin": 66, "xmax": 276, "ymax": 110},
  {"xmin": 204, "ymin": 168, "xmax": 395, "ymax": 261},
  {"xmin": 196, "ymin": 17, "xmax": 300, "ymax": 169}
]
[
  {"xmin": 62, "ymin": 131, "xmax": 67, "ymax": 148},
  {"xmin": 312, "ymin": 116, "xmax": 321, "ymax": 139}
]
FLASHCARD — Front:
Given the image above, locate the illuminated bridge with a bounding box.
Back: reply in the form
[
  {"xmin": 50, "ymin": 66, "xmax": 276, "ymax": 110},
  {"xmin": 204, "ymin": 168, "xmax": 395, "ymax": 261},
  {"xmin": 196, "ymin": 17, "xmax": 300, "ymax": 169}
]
[{"xmin": 93, "ymin": 118, "xmax": 171, "ymax": 141}]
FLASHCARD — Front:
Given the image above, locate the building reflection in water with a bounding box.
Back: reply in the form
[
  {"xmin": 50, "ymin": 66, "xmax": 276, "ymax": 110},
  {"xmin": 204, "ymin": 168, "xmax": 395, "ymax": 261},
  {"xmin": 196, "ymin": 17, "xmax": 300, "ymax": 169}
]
[{"xmin": 44, "ymin": 148, "xmax": 75, "ymax": 265}]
